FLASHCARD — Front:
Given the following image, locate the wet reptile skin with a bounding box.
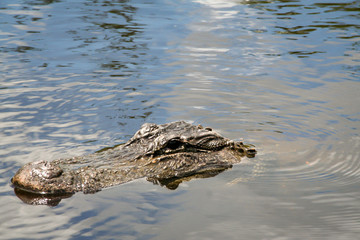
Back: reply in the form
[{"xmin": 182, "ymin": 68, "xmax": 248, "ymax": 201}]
[{"xmin": 12, "ymin": 121, "xmax": 256, "ymax": 196}]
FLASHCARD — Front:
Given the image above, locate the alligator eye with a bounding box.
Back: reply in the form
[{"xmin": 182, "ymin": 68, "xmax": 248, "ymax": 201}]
[{"xmin": 166, "ymin": 139, "xmax": 183, "ymax": 150}]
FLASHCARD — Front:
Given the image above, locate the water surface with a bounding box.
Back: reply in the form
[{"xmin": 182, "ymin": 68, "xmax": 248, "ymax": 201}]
[{"xmin": 1, "ymin": 0, "xmax": 359, "ymax": 239}]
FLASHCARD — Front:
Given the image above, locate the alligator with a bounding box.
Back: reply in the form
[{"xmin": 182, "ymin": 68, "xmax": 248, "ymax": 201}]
[{"xmin": 12, "ymin": 121, "xmax": 256, "ymax": 205}]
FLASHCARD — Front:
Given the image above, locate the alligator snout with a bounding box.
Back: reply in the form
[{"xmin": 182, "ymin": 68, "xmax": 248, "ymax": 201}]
[{"xmin": 11, "ymin": 160, "xmax": 64, "ymax": 193}]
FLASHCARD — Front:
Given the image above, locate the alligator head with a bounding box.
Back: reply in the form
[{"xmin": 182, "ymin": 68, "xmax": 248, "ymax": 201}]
[{"xmin": 12, "ymin": 121, "xmax": 256, "ymax": 204}]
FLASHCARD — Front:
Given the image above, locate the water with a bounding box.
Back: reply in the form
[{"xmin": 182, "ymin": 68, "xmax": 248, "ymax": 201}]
[{"xmin": 1, "ymin": 0, "xmax": 359, "ymax": 239}]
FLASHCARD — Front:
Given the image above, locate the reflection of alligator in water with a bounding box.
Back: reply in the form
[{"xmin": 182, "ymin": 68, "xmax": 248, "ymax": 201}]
[{"xmin": 12, "ymin": 121, "xmax": 256, "ymax": 205}]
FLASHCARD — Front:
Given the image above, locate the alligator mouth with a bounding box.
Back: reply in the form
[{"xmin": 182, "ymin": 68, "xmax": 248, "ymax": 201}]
[
  {"xmin": 13, "ymin": 168, "xmax": 227, "ymax": 206},
  {"xmin": 11, "ymin": 180, "xmax": 61, "ymax": 195}
]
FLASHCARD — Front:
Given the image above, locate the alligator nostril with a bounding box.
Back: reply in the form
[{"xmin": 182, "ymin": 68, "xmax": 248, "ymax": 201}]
[
  {"xmin": 35, "ymin": 162, "xmax": 63, "ymax": 179},
  {"xmin": 42, "ymin": 168, "xmax": 63, "ymax": 179}
]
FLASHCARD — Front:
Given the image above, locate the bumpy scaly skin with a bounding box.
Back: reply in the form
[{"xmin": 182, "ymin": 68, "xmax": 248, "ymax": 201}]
[{"xmin": 12, "ymin": 121, "xmax": 256, "ymax": 195}]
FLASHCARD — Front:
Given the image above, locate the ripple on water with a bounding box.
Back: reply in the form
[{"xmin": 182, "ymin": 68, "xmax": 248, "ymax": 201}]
[{"xmin": 246, "ymin": 136, "xmax": 360, "ymax": 186}]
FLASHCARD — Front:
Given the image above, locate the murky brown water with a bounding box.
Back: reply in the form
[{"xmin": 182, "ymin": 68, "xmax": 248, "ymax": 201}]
[{"xmin": 1, "ymin": 0, "xmax": 359, "ymax": 239}]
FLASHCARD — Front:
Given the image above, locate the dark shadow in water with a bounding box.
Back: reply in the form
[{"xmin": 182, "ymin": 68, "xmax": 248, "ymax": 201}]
[
  {"xmin": 244, "ymin": 0, "xmax": 360, "ymax": 33},
  {"xmin": 147, "ymin": 169, "xmax": 226, "ymax": 190},
  {"xmin": 14, "ymin": 188, "xmax": 74, "ymax": 206},
  {"xmin": 25, "ymin": 0, "xmax": 61, "ymax": 5}
]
